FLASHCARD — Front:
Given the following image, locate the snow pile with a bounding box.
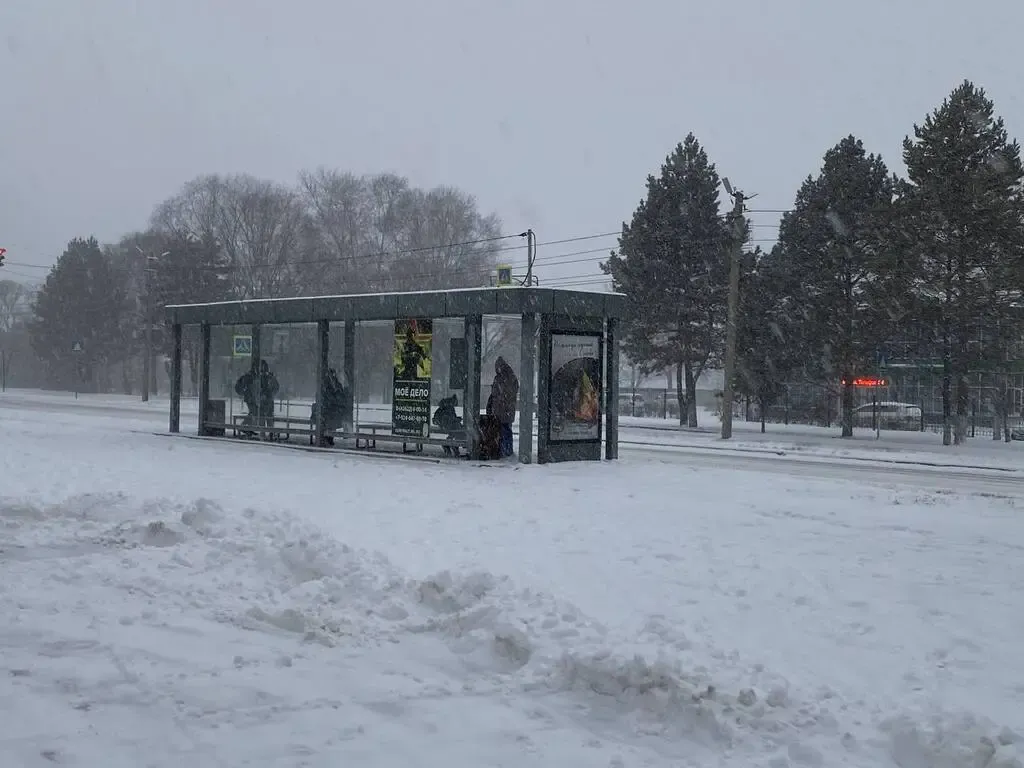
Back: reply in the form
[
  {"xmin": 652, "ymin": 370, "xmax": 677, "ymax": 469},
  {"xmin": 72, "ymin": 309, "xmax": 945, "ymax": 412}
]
[
  {"xmin": 2, "ymin": 492, "xmax": 1019, "ymax": 767},
  {"xmin": 407, "ymin": 569, "xmax": 811, "ymax": 757},
  {"xmin": 881, "ymin": 714, "xmax": 1022, "ymax": 768}
]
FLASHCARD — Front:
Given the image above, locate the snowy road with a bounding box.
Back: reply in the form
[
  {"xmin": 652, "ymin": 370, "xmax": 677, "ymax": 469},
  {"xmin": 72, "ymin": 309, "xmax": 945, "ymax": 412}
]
[{"xmin": 621, "ymin": 442, "xmax": 1024, "ymax": 496}]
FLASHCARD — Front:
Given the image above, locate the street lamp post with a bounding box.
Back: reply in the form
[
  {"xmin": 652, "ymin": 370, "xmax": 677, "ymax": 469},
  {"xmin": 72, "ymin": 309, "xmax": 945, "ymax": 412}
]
[
  {"xmin": 720, "ymin": 178, "xmax": 755, "ymax": 440},
  {"xmin": 136, "ymin": 246, "xmax": 170, "ymax": 402},
  {"xmin": 518, "ymin": 229, "xmax": 537, "ymax": 286}
]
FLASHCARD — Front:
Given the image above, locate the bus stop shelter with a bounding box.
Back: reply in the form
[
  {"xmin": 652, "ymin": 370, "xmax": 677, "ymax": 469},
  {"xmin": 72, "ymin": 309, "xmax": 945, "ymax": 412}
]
[{"xmin": 164, "ymin": 286, "xmax": 625, "ymax": 463}]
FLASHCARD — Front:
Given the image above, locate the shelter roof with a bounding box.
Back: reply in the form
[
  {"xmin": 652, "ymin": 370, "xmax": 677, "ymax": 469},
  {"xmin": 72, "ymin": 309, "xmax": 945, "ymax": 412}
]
[{"xmin": 165, "ymin": 287, "xmax": 626, "ymax": 325}]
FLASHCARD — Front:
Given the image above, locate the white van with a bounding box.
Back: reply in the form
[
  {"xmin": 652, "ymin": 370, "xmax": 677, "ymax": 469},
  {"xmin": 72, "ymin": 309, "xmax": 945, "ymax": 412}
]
[{"xmin": 852, "ymin": 401, "xmax": 922, "ymax": 431}]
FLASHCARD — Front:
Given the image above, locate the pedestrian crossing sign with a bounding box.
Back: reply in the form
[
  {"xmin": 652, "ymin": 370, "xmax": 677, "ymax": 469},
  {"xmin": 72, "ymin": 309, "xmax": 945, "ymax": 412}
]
[{"xmin": 232, "ymin": 335, "xmax": 252, "ymax": 357}]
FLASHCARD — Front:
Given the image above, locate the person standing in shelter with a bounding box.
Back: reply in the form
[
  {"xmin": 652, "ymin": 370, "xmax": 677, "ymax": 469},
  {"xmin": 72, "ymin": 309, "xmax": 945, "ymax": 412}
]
[
  {"xmin": 234, "ymin": 367, "xmax": 258, "ymax": 437},
  {"xmin": 257, "ymin": 360, "xmax": 280, "ymax": 438},
  {"xmin": 312, "ymin": 367, "xmax": 349, "ymax": 446},
  {"xmin": 486, "ymin": 356, "xmax": 519, "ymax": 459}
]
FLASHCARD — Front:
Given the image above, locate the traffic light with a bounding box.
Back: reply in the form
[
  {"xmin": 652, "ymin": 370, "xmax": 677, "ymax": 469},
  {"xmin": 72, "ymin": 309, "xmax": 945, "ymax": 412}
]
[{"xmin": 0, "ymin": 247, "xmax": 6, "ymax": 266}]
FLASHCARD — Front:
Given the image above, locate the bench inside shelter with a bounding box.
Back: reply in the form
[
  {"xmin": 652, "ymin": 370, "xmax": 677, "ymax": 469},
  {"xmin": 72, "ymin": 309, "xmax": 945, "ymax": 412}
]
[{"xmin": 211, "ymin": 397, "xmax": 469, "ymax": 455}]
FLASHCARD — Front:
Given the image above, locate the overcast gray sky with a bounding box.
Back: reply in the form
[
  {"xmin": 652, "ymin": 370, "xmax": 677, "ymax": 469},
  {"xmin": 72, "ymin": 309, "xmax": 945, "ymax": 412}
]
[{"xmin": 3, "ymin": 0, "xmax": 1023, "ymax": 289}]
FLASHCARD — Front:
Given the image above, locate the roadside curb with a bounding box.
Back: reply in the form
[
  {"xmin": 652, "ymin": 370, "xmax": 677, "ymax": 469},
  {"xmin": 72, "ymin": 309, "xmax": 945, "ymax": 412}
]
[{"xmin": 617, "ymin": 439, "xmax": 1020, "ymax": 473}]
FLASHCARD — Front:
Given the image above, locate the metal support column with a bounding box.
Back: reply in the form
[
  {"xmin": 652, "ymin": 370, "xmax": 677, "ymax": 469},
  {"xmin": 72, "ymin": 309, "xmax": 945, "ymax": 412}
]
[
  {"xmin": 343, "ymin": 322, "xmax": 356, "ymax": 428},
  {"xmin": 518, "ymin": 312, "xmax": 537, "ymax": 464},
  {"xmin": 251, "ymin": 324, "xmax": 262, "ymax": 430},
  {"xmin": 169, "ymin": 323, "xmax": 183, "ymax": 433},
  {"xmin": 536, "ymin": 314, "xmax": 552, "ymax": 464},
  {"xmin": 464, "ymin": 314, "xmax": 483, "ymax": 458},
  {"xmin": 605, "ymin": 317, "xmax": 619, "ymax": 460},
  {"xmin": 315, "ymin": 319, "xmax": 329, "ymax": 446},
  {"xmin": 198, "ymin": 323, "xmax": 211, "ymax": 436}
]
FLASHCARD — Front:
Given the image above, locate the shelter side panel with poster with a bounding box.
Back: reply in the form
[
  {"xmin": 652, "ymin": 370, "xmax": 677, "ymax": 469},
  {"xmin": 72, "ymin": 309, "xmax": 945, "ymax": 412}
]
[
  {"xmin": 548, "ymin": 332, "xmax": 602, "ymax": 442},
  {"xmin": 392, "ymin": 318, "xmax": 433, "ymax": 438}
]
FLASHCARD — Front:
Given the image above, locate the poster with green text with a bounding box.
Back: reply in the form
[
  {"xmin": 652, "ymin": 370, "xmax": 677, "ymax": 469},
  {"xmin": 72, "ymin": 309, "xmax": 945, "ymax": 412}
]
[{"xmin": 392, "ymin": 318, "xmax": 433, "ymax": 438}]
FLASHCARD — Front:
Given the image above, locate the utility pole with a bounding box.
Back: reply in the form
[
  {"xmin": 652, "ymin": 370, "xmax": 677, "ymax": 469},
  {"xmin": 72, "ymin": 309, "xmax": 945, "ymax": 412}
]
[
  {"xmin": 136, "ymin": 246, "xmax": 169, "ymax": 402},
  {"xmin": 720, "ymin": 178, "xmax": 754, "ymax": 440},
  {"xmin": 520, "ymin": 229, "xmax": 537, "ymax": 286}
]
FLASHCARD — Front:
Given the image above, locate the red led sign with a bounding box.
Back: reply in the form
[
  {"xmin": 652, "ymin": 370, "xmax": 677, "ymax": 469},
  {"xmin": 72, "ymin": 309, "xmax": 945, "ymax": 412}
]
[{"xmin": 840, "ymin": 377, "xmax": 887, "ymax": 387}]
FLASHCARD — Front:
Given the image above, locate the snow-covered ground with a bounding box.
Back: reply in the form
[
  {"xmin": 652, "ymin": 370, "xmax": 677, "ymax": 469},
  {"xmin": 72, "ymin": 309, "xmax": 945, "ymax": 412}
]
[
  {"xmin": 618, "ymin": 407, "xmax": 1024, "ymax": 472},
  {"xmin": 2, "ymin": 391, "xmax": 1024, "ymax": 767},
  {"xmin": 6, "ymin": 388, "xmax": 1022, "ymax": 472}
]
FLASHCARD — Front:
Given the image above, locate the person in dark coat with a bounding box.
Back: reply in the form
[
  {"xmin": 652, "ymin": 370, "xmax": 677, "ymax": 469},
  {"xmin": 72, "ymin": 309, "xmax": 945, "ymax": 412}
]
[
  {"xmin": 432, "ymin": 394, "xmax": 464, "ymax": 457},
  {"xmin": 486, "ymin": 356, "xmax": 519, "ymax": 458},
  {"xmin": 257, "ymin": 360, "xmax": 280, "ymax": 438},
  {"xmin": 234, "ymin": 368, "xmax": 258, "ymax": 437},
  {"xmin": 312, "ymin": 367, "xmax": 350, "ymax": 446}
]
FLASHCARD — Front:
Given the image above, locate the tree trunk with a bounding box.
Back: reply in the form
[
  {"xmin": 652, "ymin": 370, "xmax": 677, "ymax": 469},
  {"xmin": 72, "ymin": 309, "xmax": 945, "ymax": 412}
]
[
  {"xmin": 683, "ymin": 361, "xmax": 698, "ymax": 428},
  {"xmin": 759, "ymin": 395, "xmax": 766, "ymax": 433},
  {"xmin": 675, "ymin": 361, "xmax": 685, "ymax": 426},
  {"xmin": 1000, "ymin": 379, "xmax": 1011, "ymax": 443},
  {"xmin": 941, "ymin": 336, "xmax": 952, "ymax": 446},
  {"xmin": 1004, "ymin": 379, "xmax": 1013, "ymax": 442},
  {"xmin": 954, "ymin": 372, "xmax": 969, "ymax": 445},
  {"xmin": 992, "ymin": 375, "xmax": 1003, "ymax": 441},
  {"xmin": 840, "ymin": 378, "xmax": 854, "ymax": 438},
  {"xmin": 150, "ymin": 353, "xmax": 160, "ymax": 396}
]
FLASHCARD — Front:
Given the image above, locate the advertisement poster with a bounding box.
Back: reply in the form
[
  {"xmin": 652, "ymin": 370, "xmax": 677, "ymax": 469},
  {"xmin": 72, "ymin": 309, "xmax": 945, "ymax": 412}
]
[
  {"xmin": 548, "ymin": 332, "xmax": 602, "ymax": 442},
  {"xmin": 392, "ymin": 318, "xmax": 433, "ymax": 438}
]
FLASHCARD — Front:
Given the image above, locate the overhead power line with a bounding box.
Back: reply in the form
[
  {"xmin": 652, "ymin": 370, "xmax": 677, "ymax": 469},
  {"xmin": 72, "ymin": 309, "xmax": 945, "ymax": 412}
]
[
  {"xmin": 1, "ymin": 213, "xmax": 791, "ymax": 272},
  {"xmin": 5, "ymin": 231, "xmax": 782, "ymax": 277},
  {"xmin": 2, "ymin": 232, "xmax": 522, "ymax": 273},
  {"xmin": 1, "ymin": 231, "xmax": 599, "ymax": 272},
  {"xmin": 10, "ymin": 196, "xmax": 1024, "ymax": 273}
]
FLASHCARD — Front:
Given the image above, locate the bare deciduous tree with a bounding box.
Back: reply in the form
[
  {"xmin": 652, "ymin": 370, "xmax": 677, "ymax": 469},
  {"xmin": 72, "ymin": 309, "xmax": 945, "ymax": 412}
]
[
  {"xmin": 152, "ymin": 174, "xmax": 308, "ymax": 300},
  {"xmin": 297, "ymin": 170, "xmax": 503, "ymax": 294},
  {"xmin": 0, "ymin": 279, "xmax": 27, "ymax": 332},
  {"xmin": 387, "ymin": 187, "xmax": 503, "ymax": 292},
  {"xmin": 218, "ymin": 175, "xmax": 306, "ymax": 299},
  {"xmin": 298, "ymin": 169, "xmax": 376, "ymax": 293}
]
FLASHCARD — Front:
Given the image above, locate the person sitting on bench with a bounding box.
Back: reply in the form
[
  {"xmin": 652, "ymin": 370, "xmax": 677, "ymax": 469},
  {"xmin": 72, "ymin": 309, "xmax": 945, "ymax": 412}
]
[{"xmin": 432, "ymin": 394, "xmax": 464, "ymax": 457}]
